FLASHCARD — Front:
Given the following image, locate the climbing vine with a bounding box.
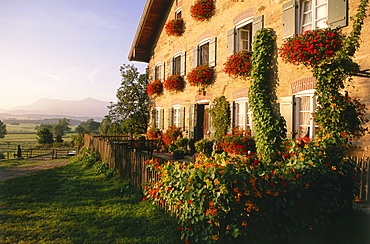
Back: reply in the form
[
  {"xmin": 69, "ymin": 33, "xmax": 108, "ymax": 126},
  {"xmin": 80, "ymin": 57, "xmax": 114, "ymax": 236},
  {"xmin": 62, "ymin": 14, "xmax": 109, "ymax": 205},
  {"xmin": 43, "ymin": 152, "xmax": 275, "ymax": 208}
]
[
  {"xmin": 209, "ymin": 96, "xmax": 231, "ymax": 143},
  {"xmin": 248, "ymin": 28, "xmax": 285, "ymax": 163}
]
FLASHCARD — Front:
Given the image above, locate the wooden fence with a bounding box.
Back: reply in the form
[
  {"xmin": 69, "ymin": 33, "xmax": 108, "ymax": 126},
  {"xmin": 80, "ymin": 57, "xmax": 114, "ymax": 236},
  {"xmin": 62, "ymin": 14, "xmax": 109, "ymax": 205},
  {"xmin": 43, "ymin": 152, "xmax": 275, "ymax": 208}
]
[
  {"xmin": 84, "ymin": 134, "xmax": 165, "ymax": 190},
  {"xmin": 84, "ymin": 134, "xmax": 370, "ymax": 202},
  {"xmin": 352, "ymin": 156, "xmax": 370, "ymax": 202}
]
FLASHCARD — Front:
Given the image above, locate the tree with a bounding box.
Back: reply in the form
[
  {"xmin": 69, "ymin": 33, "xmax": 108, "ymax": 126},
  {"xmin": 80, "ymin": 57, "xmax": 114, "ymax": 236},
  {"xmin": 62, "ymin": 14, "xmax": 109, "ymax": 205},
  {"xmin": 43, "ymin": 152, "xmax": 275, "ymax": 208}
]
[
  {"xmin": 53, "ymin": 118, "xmax": 71, "ymax": 143},
  {"xmin": 75, "ymin": 119, "xmax": 101, "ymax": 134},
  {"xmin": 0, "ymin": 120, "xmax": 7, "ymax": 138},
  {"xmin": 105, "ymin": 64, "xmax": 149, "ymax": 135},
  {"xmin": 36, "ymin": 127, "xmax": 54, "ymax": 144}
]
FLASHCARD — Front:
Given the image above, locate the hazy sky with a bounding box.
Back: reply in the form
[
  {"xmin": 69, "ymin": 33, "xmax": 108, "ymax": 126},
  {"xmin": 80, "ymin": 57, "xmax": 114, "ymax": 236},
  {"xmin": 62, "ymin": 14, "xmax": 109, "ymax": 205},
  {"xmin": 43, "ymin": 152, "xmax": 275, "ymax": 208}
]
[{"xmin": 0, "ymin": 0, "xmax": 148, "ymax": 110}]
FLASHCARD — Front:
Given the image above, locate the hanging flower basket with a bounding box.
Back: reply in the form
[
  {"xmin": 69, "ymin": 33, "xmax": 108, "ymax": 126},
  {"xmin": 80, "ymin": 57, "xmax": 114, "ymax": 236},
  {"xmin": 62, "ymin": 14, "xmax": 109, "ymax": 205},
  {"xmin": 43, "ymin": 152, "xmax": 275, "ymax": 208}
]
[
  {"xmin": 165, "ymin": 18, "xmax": 185, "ymax": 36},
  {"xmin": 186, "ymin": 64, "xmax": 214, "ymax": 87},
  {"xmin": 163, "ymin": 74, "xmax": 186, "ymax": 92},
  {"xmin": 223, "ymin": 50, "xmax": 253, "ymax": 78},
  {"xmin": 279, "ymin": 28, "xmax": 342, "ymax": 67},
  {"xmin": 146, "ymin": 80, "xmax": 163, "ymax": 96},
  {"xmin": 190, "ymin": 0, "xmax": 215, "ymax": 21}
]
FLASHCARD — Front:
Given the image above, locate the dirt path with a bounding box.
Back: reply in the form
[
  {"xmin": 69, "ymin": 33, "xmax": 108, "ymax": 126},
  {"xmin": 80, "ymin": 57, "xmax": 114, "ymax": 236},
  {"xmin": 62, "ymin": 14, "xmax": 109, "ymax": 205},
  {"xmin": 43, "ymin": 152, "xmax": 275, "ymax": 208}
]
[{"xmin": 0, "ymin": 157, "xmax": 70, "ymax": 182}]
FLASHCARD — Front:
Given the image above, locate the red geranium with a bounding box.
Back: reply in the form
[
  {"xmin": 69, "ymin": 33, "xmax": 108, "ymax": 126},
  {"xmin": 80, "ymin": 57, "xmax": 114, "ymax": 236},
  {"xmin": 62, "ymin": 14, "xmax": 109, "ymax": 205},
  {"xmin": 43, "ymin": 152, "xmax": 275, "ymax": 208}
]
[
  {"xmin": 165, "ymin": 18, "xmax": 184, "ymax": 36},
  {"xmin": 163, "ymin": 74, "xmax": 186, "ymax": 92},
  {"xmin": 186, "ymin": 64, "xmax": 214, "ymax": 87},
  {"xmin": 221, "ymin": 127, "xmax": 255, "ymax": 156},
  {"xmin": 190, "ymin": 0, "xmax": 215, "ymax": 21},
  {"xmin": 223, "ymin": 50, "xmax": 253, "ymax": 78},
  {"xmin": 279, "ymin": 28, "xmax": 342, "ymax": 67},
  {"xmin": 146, "ymin": 80, "xmax": 163, "ymax": 96}
]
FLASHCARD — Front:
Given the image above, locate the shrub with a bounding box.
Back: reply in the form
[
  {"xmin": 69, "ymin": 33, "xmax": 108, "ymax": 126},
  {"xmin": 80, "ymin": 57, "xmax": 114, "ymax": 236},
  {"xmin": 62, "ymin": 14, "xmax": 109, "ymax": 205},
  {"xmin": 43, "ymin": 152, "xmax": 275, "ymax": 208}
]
[
  {"xmin": 163, "ymin": 74, "xmax": 186, "ymax": 92},
  {"xmin": 77, "ymin": 147, "xmax": 101, "ymax": 166},
  {"xmin": 223, "ymin": 50, "xmax": 253, "ymax": 78},
  {"xmin": 186, "ymin": 64, "xmax": 214, "ymax": 87},
  {"xmin": 165, "ymin": 18, "xmax": 184, "ymax": 36},
  {"xmin": 279, "ymin": 28, "xmax": 342, "ymax": 67},
  {"xmin": 194, "ymin": 138, "xmax": 213, "ymax": 157},
  {"xmin": 146, "ymin": 80, "xmax": 163, "ymax": 96},
  {"xmin": 221, "ymin": 127, "xmax": 255, "ymax": 156},
  {"xmin": 162, "ymin": 126, "xmax": 183, "ymax": 146},
  {"xmin": 190, "ymin": 0, "xmax": 215, "ymax": 21}
]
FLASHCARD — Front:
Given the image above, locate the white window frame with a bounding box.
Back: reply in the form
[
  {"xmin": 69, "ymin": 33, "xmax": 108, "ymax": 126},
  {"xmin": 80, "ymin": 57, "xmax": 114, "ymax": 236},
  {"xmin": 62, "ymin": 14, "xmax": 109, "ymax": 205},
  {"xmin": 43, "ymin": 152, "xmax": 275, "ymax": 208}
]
[
  {"xmin": 175, "ymin": 8, "xmax": 182, "ymax": 19},
  {"xmin": 235, "ymin": 18, "xmax": 253, "ymax": 52},
  {"xmin": 155, "ymin": 108, "xmax": 162, "ymax": 128},
  {"xmin": 299, "ymin": 0, "xmax": 328, "ymax": 33},
  {"xmin": 172, "ymin": 105, "xmax": 181, "ymax": 128},
  {"xmin": 172, "ymin": 52, "xmax": 182, "ymax": 75},
  {"xmin": 234, "ymin": 98, "xmax": 252, "ymax": 131},
  {"xmin": 198, "ymin": 39, "xmax": 210, "ymax": 66},
  {"xmin": 154, "ymin": 62, "xmax": 165, "ymax": 81},
  {"xmin": 294, "ymin": 90, "xmax": 317, "ymax": 138}
]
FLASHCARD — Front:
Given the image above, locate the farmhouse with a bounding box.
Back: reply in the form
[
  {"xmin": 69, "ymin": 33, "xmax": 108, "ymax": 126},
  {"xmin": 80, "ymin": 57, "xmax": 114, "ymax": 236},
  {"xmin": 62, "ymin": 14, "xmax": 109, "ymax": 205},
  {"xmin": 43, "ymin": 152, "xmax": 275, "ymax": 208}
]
[{"xmin": 129, "ymin": 0, "xmax": 370, "ymax": 157}]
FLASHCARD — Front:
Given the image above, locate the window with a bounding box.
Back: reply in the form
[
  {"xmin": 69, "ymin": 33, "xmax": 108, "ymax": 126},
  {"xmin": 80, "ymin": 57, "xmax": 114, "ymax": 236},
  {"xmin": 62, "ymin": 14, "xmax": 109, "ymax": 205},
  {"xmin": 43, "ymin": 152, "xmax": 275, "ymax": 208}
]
[
  {"xmin": 193, "ymin": 37, "xmax": 217, "ymax": 67},
  {"xmin": 233, "ymin": 99, "xmax": 252, "ymax": 131},
  {"xmin": 153, "ymin": 62, "xmax": 165, "ymax": 81},
  {"xmin": 227, "ymin": 15, "xmax": 264, "ymax": 56},
  {"xmin": 175, "ymin": 9, "xmax": 182, "ymax": 19},
  {"xmin": 282, "ymin": 0, "xmax": 348, "ymax": 39},
  {"xmin": 152, "ymin": 108, "xmax": 164, "ymax": 129},
  {"xmin": 294, "ymin": 92, "xmax": 317, "ymax": 138},
  {"xmin": 169, "ymin": 106, "xmax": 185, "ymax": 129},
  {"xmin": 170, "ymin": 52, "xmax": 186, "ymax": 76},
  {"xmin": 300, "ymin": 0, "xmax": 328, "ymax": 32}
]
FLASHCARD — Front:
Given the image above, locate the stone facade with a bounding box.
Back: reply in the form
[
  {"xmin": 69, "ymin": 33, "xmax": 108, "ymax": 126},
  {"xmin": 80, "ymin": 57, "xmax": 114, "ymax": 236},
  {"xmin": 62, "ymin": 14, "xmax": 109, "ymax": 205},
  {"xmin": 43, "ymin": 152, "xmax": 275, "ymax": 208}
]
[{"xmin": 135, "ymin": 0, "xmax": 370, "ymax": 157}]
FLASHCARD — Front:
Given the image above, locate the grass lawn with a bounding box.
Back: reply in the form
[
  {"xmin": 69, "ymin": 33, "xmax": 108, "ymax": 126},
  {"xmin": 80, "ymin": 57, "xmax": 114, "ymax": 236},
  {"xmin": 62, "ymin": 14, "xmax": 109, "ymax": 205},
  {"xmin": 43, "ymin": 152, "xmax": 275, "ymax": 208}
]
[
  {"xmin": 0, "ymin": 158, "xmax": 69, "ymax": 171},
  {"xmin": 0, "ymin": 159, "xmax": 180, "ymax": 244}
]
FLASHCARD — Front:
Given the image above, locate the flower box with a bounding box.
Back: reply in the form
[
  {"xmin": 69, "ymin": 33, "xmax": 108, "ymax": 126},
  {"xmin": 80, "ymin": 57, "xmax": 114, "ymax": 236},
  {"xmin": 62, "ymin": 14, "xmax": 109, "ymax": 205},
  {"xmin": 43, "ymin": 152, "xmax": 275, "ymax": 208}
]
[
  {"xmin": 146, "ymin": 80, "xmax": 163, "ymax": 96},
  {"xmin": 223, "ymin": 50, "xmax": 253, "ymax": 78},
  {"xmin": 186, "ymin": 64, "xmax": 214, "ymax": 87},
  {"xmin": 165, "ymin": 18, "xmax": 185, "ymax": 36},
  {"xmin": 163, "ymin": 74, "xmax": 186, "ymax": 92},
  {"xmin": 279, "ymin": 28, "xmax": 342, "ymax": 67},
  {"xmin": 190, "ymin": 0, "xmax": 215, "ymax": 21}
]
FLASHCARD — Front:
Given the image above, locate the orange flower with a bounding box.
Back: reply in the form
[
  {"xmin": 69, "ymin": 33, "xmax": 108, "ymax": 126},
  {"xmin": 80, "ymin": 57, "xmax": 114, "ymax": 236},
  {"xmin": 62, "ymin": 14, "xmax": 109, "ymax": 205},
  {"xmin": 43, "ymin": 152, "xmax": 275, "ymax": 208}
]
[{"xmin": 242, "ymin": 221, "xmax": 248, "ymax": 226}]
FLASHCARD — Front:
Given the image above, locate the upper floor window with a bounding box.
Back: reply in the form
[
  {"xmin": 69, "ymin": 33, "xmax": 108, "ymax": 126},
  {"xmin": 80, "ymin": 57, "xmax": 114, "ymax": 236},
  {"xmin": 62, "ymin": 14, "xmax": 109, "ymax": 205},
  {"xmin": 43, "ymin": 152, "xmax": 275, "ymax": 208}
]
[
  {"xmin": 227, "ymin": 15, "xmax": 264, "ymax": 56},
  {"xmin": 282, "ymin": 0, "xmax": 347, "ymax": 39},
  {"xmin": 193, "ymin": 37, "xmax": 217, "ymax": 67},
  {"xmin": 153, "ymin": 62, "xmax": 165, "ymax": 81},
  {"xmin": 300, "ymin": 0, "xmax": 328, "ymax": 32},
  {"xmin": 175, "ymin": 9, "xmax": 182, "ymax": 19},
  {"xmin": 170, "ymin": 52, "xmax": 186, "ymax": 76}
]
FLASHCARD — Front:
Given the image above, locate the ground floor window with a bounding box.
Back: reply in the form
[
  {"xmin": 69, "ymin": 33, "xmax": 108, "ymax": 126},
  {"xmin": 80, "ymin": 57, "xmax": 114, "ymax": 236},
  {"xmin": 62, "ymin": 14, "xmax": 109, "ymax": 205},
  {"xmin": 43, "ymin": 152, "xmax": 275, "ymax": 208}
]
[
  {"xmin": 233, "ymin": 99, "xmax": 252, "ymax": 131},
  {"xmin": 294, "ymin": 91, "xmax": 317, "ymax": 138}
]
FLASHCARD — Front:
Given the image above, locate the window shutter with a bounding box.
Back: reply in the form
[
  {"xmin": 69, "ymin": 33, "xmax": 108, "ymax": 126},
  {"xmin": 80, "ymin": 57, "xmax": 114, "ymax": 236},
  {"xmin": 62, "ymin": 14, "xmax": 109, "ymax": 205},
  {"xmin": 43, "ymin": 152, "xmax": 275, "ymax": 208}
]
[
  {"xmin": 328, "ymin": 0, "xmax": 348, "ymax": 29},
  {"xmin": 180, "ymin": 52, "xmax": 186, "ymax": 76},
  {"xmin": 160, "ymin": 63, "xmax": 165, "ymax": 81},
  {"xmin": 252, "ymin": 15, "xmax": 264, "ymax": 44},
  {"xmin": 168, "ymin": 108, "xmax": 174, "ymax": 126},
  {"xmin": 209, "ymin": 37, "xmax": 217, "ymax": 67},
  {"xmin": 189, "ymin": 104, "xmax": 196, "ymax": 140},
  {"xmin": 293, "ymin": 96, "xmax": 300, "ymax": 134},
  {"xmin": 209, "ymin": 103, "xmax": 216, "ymax": 140},
  {"xmin": 160, "ymin": 109, "xmax": 165, "ymax": 130},
  {"xmin": 180, "ymin": 107, "xmax": 185, "ymax": 130},
  {"xmin": 169, "ymin": 58, "xmax": 174, "ymax": 76},
  {"xmin": 227, "ymin": 29, "xmax": 236, "ymax": 57},
  {"xmin": 151, "ymin": 109, "xmax": 157, "ymax": 127},
  {"xmin": 193, "ymin": 46, "xmax": 198, "ymax": 68},
  {"xmin": 152, "ymin": 66, "xmax": 156, "ymax": 80},
  {"xmin": 282, "ymin": 0, "xmax": 297, "ymax": 39}
]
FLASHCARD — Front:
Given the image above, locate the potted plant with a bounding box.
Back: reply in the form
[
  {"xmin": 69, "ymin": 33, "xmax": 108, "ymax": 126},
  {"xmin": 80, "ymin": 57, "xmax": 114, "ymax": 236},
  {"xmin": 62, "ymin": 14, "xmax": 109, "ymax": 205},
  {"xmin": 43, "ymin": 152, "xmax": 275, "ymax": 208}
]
[
  {"xmin": 223, "ymin": 50, "xmax": 253, "ymax": 78},
  {"xmin": 165, "ymin": 18, "xmax": 185, "ymax": 36},
  {"xmin": 279, "ymin": 28, "xmax": 342, "ymax": 67},
  {"xmin": 163, "ymin": 74, "xmax": 186, "ymax": 92},
  {"xmin": 190, "ymin": 0, "xmax": 215, "ymax": 21},
  {"xmin": 186, "ymin": 64, "xmax": 214, "ymax": 87},
  {"xmin": 146, "ymin": 80, "xmax": 163, "ymax": 96}
]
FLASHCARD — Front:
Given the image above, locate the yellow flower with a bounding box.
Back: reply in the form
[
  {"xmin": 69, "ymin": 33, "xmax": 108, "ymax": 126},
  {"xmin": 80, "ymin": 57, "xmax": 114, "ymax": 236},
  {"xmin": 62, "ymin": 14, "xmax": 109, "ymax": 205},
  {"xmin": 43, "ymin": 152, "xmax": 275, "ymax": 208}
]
[
  {"xmin": 332, "ymin": 166, "xmax": 337, "ymax": 170},
  {"xmin": 212, "ymin": 235, "xmax": 219, "ymax": 240},
  {"xmin": 214, "ymin": 179, "xmax": 220, "ymax": 185}
]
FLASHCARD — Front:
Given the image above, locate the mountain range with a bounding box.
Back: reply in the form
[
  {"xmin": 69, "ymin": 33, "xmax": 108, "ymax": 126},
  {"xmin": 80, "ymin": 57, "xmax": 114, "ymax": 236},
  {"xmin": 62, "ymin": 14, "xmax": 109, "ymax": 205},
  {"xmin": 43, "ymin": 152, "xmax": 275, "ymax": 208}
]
[{"xmin": 1, "ymin": 98, "xmax": 112, "ymax": 121}]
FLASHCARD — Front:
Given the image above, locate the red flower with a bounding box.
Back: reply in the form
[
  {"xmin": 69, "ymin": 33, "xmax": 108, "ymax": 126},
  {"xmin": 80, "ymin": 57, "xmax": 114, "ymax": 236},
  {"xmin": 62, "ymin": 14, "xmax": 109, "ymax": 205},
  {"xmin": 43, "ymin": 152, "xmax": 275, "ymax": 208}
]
[
  {"xmin": 186, "ymin": 64, "xmax": 214, "ymax": 87},
  {"xmin": 165, "ymin": 18, "xmax": 184, "ymax": 36},
  {"xmin": 190, "ymin": 0, "xmax": 215, "ymax": 21},
  {"xmin": 163, "ymin": 74, "xmax": 186, "ymax": 92},
  {"xmin": 224, "ymin": 50, "xmax": 253, "ymax": 78},
  {"xmin": 146, "ymin": 80, "xmax": 163, "ymax": 96}
]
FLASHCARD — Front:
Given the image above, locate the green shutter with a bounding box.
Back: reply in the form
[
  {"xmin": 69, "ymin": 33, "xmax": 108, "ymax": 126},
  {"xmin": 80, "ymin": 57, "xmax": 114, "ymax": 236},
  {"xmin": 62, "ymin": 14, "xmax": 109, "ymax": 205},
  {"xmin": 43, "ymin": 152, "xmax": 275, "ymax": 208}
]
[
  {"xmin": 252, "ymin": 15, "xmax": 264, "ymax": 45},
  {"xmin": 169, "ymin": 58, "xmax": 173, "ymax": 76},
  {"xmin": 180, "ymin": 107, "xmax": 185, "ymax": 130},
  {"xmin": 193, "ymin": 46, "xmax": 198, "ymax": 68},
  {"xmin": 189, "ymin": 104, "xmax": 195, "ymax": 140},
  {"xmin": 227, "ymin": 29, "xmax": 236, "ymax": 57},
  {"xmin": 160, "ymin": 109, "xmax": 165, "ymax": 130},
  {"xmin": 328, "ymin": 0, "xmax": 348, "ymax": 29},
  {"xmin": 161, "ymin": 62, "xmax": 165, "ymax": 81},
  {"xmin": 282, "ymin": 0, "xmax": 296, "ymax": 39},
  {"xmin": 168, "ymin": 108, "xmax": 173, "ymax": 126},
  {"xmin": 209, "ymin": 37, "xmax": 217, "ymax": 67},
  {"xmin": 151, "ymin": 109, "xmax": 156, "ymax": 127},
  {"xmin": 180, "ymin": 52, "xmax": 186, "ymax": 76}
]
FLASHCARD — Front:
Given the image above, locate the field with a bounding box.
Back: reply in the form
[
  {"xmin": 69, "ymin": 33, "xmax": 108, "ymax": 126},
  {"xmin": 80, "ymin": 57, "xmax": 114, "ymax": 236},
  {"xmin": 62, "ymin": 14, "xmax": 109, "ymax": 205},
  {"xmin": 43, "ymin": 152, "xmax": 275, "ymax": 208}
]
[{"xmin": 0, "ymin": 123, "xmax": 76, "ymax": 159}]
